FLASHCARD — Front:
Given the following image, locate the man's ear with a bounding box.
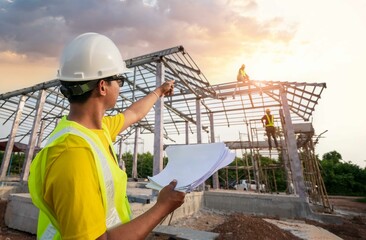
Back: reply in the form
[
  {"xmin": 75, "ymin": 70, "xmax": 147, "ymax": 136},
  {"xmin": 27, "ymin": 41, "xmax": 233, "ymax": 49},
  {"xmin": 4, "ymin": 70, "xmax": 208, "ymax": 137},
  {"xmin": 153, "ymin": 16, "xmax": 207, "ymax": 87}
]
[{"xmin": 98, "ymin": 80, "xmax": 107, "ymax": 96}]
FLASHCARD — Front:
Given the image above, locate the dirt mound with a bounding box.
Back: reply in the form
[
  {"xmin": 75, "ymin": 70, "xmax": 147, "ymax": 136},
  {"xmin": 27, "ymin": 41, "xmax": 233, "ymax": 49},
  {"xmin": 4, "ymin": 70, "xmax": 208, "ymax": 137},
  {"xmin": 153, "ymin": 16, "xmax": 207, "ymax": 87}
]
[{"xmin": 212, "ymin": 214, "xmax": 300, "ymax": 240}]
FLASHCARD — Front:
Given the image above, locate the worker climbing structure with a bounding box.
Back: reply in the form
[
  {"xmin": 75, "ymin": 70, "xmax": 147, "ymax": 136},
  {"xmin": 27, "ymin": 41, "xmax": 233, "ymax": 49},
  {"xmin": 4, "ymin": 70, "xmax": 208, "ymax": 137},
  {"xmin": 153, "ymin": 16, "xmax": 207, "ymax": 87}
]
[
  {"xmin": 0, "ymin": 46, "xmax": 329, "ymax": 211},
  {"xmin": 217, "ymin": 79, "xmax": 329, "ymax": 211}
]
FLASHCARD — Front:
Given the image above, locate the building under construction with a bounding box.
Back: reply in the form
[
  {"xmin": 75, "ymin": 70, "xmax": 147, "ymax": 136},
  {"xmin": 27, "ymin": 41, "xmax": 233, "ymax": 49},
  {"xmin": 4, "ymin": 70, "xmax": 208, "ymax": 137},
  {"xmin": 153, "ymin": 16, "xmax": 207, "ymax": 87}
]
[{"xmin": 0, "ymin": 45, "xmax": 332, "ymax": 227}]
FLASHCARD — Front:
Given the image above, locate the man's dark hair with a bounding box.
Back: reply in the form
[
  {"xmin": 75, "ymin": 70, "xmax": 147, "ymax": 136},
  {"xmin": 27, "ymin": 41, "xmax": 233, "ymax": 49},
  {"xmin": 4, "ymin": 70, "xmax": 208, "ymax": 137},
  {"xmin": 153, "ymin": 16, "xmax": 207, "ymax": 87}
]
[
  {"xmin": 60, "ymin": 80, "xmax": 99, "ymax": 103},
  {"xmin": 60, "ymin": 76, "xmax": 120, "ymax": 103}
]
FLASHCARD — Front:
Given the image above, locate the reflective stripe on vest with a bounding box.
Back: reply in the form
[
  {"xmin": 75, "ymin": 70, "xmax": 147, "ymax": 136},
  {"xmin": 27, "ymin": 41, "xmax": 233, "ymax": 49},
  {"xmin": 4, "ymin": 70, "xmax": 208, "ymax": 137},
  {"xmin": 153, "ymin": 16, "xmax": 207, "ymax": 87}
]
[
  {"xmin": 40, "ymin": 223, "xmax": 57, "ymax": 240},
  {"xmin": 29, "ymin": 117, "xmax": 131, "ymax": 239},
  {"xmin": 265, "ymin": 114, "xmax": 274, "ymax": 127}
]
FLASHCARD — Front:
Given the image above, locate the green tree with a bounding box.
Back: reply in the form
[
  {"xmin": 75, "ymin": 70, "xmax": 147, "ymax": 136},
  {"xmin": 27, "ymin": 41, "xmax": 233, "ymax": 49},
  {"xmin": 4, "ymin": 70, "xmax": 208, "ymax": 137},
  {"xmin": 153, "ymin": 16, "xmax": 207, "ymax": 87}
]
[
  {"xmin": 122, "ymin": 151, "xmax": 167, "ymax": 179},
  {"xmin": 322, "ymin": 151, "xmax": 342, "ymax": 164},
  {"xmin": 320, "ymin": 150, "xmax": 366, "ymax": 196},
  {"xmin": 0, "ymin": 151, "xmax": 25, "ymax": 175}
]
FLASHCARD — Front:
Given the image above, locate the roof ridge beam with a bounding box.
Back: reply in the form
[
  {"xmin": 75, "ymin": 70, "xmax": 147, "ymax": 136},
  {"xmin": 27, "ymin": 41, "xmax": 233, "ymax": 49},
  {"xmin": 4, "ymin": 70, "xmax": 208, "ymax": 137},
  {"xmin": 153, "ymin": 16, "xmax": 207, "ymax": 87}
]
[{"xmin": 125, "ymin": 46, "xmax": 184, "ymax": 68}]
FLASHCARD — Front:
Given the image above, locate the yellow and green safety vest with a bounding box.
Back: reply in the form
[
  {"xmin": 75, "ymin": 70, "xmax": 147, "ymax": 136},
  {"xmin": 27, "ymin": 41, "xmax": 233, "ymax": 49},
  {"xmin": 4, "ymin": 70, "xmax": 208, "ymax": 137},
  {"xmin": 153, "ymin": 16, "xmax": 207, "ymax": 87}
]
[
  {"xmin": 28, "ymin": 117, "xmax": 131, "ymax": 239},
  {"xmin": 265, "ymin": 114, "xmax": 274, "ymax": 127}
]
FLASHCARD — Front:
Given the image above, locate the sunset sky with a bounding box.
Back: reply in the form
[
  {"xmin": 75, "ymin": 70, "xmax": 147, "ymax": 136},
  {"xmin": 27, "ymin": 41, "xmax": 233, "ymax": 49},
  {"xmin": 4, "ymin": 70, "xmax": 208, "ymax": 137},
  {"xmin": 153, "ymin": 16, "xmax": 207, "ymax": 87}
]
[{"xmin": 0, "ymin": 0, "xmax": 365, "ymax": 168}]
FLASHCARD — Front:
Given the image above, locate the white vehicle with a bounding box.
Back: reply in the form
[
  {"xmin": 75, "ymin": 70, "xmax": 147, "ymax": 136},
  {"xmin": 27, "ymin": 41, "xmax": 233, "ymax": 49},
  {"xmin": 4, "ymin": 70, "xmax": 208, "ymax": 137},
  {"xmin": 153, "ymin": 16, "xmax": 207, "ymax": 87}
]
[{"xmin": 234, "ymin": 179, "xmax": 266, "ymax": 192}]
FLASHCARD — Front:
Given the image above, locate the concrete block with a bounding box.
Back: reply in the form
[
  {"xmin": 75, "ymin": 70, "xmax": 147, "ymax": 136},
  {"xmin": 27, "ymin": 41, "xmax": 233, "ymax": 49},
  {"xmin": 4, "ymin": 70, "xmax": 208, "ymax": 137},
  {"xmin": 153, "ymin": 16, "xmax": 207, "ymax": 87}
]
[
  {"xmin": 0, "ymin": 181, "xmax": 29, "ymax": 200},
  {"xmin": 203, "ymin": 191, "xmax": 343, "ymax": 224},
  {"xmin": 204, "ymin": 191, "xmax": 313, "ymax": 219},
  {"xmin": 0, "ymin": 186, "xmax": 20, "ymax": 199},
  {"xmin": 5, "ymin": 193, "xmax": 38, "ymax": 234}
]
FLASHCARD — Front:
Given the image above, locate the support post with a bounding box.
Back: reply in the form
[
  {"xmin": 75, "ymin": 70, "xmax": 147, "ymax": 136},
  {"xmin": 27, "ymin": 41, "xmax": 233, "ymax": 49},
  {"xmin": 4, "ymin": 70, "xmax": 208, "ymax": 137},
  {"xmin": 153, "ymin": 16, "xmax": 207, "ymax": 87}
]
[
  {"xmin": 0, "ymin": 95, "xmax": 26, "ymax": 180},
  {"xmin": 132, "ymin": 126, "xmax": 140, "ymax": 179},
  {"xmin": 279, "ymin": 109, "xmax": 294, "ymax": 194},
  {"xmin": 36, "ymin": 120, "xmax": 46, "ymax": 149},
  {"xmin": 280, "ymin": 87, "xmax": 307, "ymax": 200},
  {"xmin": 185, "ymin": 121, "xmax": 189, "ymax": 145},
  {"xmin": 196, "ymin": 98, "xmax": 204, "ymax": 191},
  {"xmin": 196, "ymin": 98, "xmax": 202, "ymax": 144},
  {"xmin": 153, "ymin": 61, "xmax": 164, "ymax": 176},
  {"xmin": 210, "ymin": 113, "xmax": 219, "ymax": 189},
  {"xmin": 22, "ymin": 90, "xmax": 46, "ymax": 181},
  {"xmin": 118, "ymin": 138, "xmax": 126, "ymax": 171}
]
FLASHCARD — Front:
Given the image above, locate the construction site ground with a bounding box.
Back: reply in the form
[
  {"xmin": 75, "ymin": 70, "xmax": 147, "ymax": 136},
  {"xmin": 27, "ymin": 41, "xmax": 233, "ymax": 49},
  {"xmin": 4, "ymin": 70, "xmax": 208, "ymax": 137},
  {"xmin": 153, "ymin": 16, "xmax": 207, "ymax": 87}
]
[{"xmin": 0, "ymin": 195, "xmax": 365, "ymax": 240}]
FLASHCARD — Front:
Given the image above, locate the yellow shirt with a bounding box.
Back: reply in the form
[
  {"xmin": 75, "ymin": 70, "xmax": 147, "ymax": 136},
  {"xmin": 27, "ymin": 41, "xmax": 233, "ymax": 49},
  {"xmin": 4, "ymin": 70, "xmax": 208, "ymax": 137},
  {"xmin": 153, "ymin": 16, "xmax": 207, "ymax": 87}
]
[
  {"xmin": 43, "ymin": 114, "xmax": 125, "ymax": 239},
  {"xmin": 239, "ymin": 69, "xmax": 247, "ymax": 77}
]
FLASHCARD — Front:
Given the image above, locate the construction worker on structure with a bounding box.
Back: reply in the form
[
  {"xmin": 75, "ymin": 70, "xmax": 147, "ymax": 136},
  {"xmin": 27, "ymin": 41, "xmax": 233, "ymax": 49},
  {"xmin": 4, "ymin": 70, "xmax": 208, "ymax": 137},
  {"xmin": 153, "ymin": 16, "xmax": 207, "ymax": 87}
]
[
  {"xmin": 261, "ymin": 108, "xmax": 279, "ymax": 150},
  {"xmin": 233, "ymin": 64, "xmax": 250, "ymax": 99},
  {"xmin": 237, "ymin": 64, "xmax": 250, "ymax": 83},
  {"xmin": 28, "ymin": 32, "xmax": 185, "ymax": 239}
]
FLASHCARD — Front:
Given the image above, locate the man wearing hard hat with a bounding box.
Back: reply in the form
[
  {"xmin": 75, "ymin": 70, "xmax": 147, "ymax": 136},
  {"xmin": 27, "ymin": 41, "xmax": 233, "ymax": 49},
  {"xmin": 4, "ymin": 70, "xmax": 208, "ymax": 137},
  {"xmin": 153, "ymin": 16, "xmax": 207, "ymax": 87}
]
[
  {"xmin": 28, "ymin": 33, "xmax": 185, "ymax": 239},
  {"xmin": 261, "ymin": 108, "xmax": 279, "ymax": 150}
]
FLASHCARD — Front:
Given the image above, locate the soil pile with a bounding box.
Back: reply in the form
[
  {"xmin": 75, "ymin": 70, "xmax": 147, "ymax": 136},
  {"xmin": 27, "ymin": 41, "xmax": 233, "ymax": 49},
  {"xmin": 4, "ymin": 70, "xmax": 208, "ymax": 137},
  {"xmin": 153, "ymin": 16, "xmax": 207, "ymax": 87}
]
[{"xmin": 212, "ymin": 214, "xmax": 300, "ymax": 240}]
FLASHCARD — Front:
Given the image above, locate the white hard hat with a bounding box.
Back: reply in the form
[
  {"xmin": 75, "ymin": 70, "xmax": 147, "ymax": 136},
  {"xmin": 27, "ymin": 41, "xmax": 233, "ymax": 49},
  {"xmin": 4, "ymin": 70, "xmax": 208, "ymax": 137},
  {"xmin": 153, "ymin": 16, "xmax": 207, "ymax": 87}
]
[{"xmin": 57, "ymin": 32, "xmax": 130, "ymax": 81}]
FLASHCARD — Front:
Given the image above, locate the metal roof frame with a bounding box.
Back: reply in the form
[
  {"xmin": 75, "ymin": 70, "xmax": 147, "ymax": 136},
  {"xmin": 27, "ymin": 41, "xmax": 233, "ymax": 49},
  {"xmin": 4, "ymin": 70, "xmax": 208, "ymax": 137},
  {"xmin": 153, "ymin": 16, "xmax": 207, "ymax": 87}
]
[{"xmin": 0, "ymin": 45, "xmax": 326, "ymax": 146}]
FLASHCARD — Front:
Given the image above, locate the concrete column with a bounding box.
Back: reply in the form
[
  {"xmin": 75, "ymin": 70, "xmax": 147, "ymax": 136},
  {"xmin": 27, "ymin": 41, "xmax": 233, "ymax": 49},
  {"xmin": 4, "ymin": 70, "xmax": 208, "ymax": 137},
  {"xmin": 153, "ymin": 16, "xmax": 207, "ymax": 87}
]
[
  {"xmin": 153, "ymin": 61, "xmax": 164, "ymax": 176},
  {"xmin": 196, "ymin": 98, "xmax": 202, "ymax": 144},
  {"xmin": 279, "ymin": 110, "xmax": 294, "ymax": 194},
  {"xmin": 195, "ymin": 98, "xmax": 204, "ymax": 191},
  {"xmin": 21, "ymin": 89, "xmax": 46, "ymax": 181},
  {"xmin": 185, "ymin": 121, "xmax": 189, "ymax": 145},
  {"xmin": 36, "ymin": 120, "xmax": 46, "ymax": 149},
  {"xmin": 210, "ymin": 113, "xmax": 219, "ymax": 189},
  {"xmin": 118, "ymin": 138, "xmax": 126, "ymax": 171},
  {"xmin": 0, "ymin": 95, "xmax": 26, "ymax": 180},
  {"xmin": 132, "ymin": 126, "xmax": 140, "ymax": 179},
  {"xmin": 280, "ymin": 87, "xmax": 307, "ymax": 200},
  {"xmin": 128, "ymin": 66, "xmax": 138, "ymax": 175}
]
